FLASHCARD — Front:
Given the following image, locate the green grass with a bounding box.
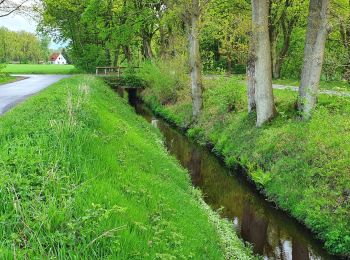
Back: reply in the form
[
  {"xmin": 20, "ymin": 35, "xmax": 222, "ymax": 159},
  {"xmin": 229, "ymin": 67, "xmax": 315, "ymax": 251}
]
[
  {"xmin": 139, "ymin": 67, "xmax": 350, "ymax": 257},
  {"xmin": 3, "ymin": 64, "xmax": 81, "ymax": 74},
  {"xmin": 273, "ymin": 78, "xmax": 350, "ymax": 91},
  {"xmin": 0, "ymin": 75, "xmax": 17, "ymax": 84},
  {"xmin": 0, "ymin": 75, "xmax": 254, "ymax": 259}
]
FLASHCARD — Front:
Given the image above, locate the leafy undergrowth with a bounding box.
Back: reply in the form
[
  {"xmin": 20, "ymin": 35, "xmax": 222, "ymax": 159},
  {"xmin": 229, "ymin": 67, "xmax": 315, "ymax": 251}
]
[
  {"xmin": 140, "ymin": 73, "xmax": 350, "ymax": 257},
  {"xmin": 0, "ymin": 75, "xmax": 254, "ymax": 259}
]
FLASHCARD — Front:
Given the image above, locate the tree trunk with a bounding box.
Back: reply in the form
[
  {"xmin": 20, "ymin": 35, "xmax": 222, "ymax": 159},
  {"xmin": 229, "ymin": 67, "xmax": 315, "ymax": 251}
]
[
  {"xmin": 247, "ymin": 35, "xmax": 256, "ymax": 113},
  {"xmin": 113, "ymin": 46, "xmax": 120, "ymax": 67},
  {"xmin": 227, "ymin": 57, "xmax": 233, "ymax": 75},
  {"xmin": 123, "ymin": 45, "xmax": 132, "ymax": 63},
  {"xmin": 142, "ymin": 35, "xmax": 154, "ymax": 59},
  {"xmin": 297, "ymin": 0, "xmax": 329, "ymax": 119},
  {"xmin": 188, "ymin": 0, "xmax": 203, "ymax": 120},
  {"xmin": 105, "ymin": 48, "xmax": 111, "ymax": 66},
  {"xmin": 273, "ymin": 62, "xmax": 281, "ymax": 79},
  {"xmin": 273, "ymin": 17, "xmax": 294, "ymax": 79},
  {"xmin": 252, "ymin": 0, "xmax": 276, "ymax": 127},
  {"xmin": 159, "ymin": 23, "xmax": 169, "ymax": 59},
  {"xmin": 270, "ymin": 30, "xmax": 279, "ymax": 79}
]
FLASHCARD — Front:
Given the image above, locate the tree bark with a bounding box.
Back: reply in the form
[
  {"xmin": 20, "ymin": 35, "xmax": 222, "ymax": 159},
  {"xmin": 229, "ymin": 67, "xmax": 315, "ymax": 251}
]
[
  {"xmin": 188, "ymin": 0, "xmax": 203, "ymax": 120},
  {"xmin": 247, "ymin": 34, "xmax": 256, "ymax": 113},
  {"xmin": 227, "ymin": 57, "xmax": 233, "ymax": 75},
  {"xmin": 252, "ymin": 0, "xmax": 276, "ymax": 127},
  {"xmin": 297, "ymin": 0, "xmax": 329, "ymax": 119},
  {"xmin": 270, "ymin": 28, "xmax": 279, "ymax": 79},
  {"xmin": 273, "ymin": 17, "xmax": 293, "ymax": 79},
  {"xmin": 113, "ymin": 46, "xmax": 120, "ymax": 67},
  {"xmin": 159, "ymin": 23, "xmax": 168, "ymax": 59},
  {"xmin": 123, "ymin": 45, "xmax": 132, "ymax": 63},
  {"xmin": 142, "ymin": 34, "xmax": 154, "ymax": 59}
]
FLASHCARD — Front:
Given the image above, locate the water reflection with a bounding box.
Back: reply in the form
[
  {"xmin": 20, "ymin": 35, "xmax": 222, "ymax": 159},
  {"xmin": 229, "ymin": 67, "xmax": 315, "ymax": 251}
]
[{"xmin": 134, "ymin": 103, "xmax": 338, "ymax": 260}]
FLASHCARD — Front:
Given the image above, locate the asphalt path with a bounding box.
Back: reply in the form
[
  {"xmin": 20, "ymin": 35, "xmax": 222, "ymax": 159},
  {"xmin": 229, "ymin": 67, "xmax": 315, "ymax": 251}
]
[{"xmin": 0, "ymin": 74, "xmax": 70, "ymax": 115}]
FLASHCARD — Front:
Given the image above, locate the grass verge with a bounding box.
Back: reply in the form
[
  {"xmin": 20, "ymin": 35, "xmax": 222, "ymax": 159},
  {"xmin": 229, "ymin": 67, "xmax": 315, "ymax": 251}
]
[
  {"xmin": 3, "ymin": 64, "xmax": 81, "ymax": 74},
  {"xmin": 0, "ymin": 75, "xmax": 254, "ymax": 259},
  {"xmin": 0, "ymin": 75, "xmax": 17, "ymax": 84},
  {"xmin": 139, "ymin": 66, "xmax": 350, "ymax": 257}
]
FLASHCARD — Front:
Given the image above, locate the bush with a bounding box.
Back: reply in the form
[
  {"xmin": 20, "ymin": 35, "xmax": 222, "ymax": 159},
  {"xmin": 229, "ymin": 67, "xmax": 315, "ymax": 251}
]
[
  {"xmin": 0, "ymin": 64, "xmax": 7, "ymax": 78},
  {"xmin": 137, "ymin": 58, "xmax": 189, "ymax": 105}
]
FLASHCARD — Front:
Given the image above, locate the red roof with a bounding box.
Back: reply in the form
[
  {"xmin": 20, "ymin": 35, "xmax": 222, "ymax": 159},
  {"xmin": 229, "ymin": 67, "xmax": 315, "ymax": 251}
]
[{"xmin": 50, "ymin": 53, "xmax": 60, "ymax": 61}]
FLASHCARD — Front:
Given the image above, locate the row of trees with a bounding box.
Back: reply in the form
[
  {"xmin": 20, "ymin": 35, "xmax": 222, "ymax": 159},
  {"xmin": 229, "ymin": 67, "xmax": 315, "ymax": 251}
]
[
  {"xmin": 248, "ymin": 0, "xmax": 329, "ymax": 126},
  {"xmin": 0, "ymin": 27, "xmax": 50, "ymax": 63},
  {"xmin": 39, "ymin": 0, "xmax": 344, "ymax": 125}
]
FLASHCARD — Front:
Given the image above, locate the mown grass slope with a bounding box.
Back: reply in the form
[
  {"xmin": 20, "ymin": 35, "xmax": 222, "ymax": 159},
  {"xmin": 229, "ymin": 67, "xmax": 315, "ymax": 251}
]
[
  {"xmin": 3, "ymin": 64, "xmax": 80, "ymax": 74},
  {"xmin": 0, "ymin": 75, "xmax": 253, "ymax": 259},
  {"xmin": 139, "ymin": 66, "xmax": 350, "ymax": 257}
]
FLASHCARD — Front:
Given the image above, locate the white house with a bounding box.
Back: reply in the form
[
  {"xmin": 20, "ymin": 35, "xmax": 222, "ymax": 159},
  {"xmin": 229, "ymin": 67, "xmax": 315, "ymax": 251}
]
[{"xmin": 50, "ymin": 53, "xmax": 67, "ymax": 65}]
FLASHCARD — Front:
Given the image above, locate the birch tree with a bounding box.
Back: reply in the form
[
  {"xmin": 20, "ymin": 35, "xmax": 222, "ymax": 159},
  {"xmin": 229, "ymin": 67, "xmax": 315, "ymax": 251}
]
[
  {"xmin": 247, "ymin": 33, "xmax": 256, "ymax": 113},
  {"xmin": 297, "ymin": 0, "xmax": 330, "ymax": 119},
  {"xmin": 188, "ymin": 0, "xmax": 203, "ymax": 119},
  {"xmin": 250, "ymin": 0, "xmax": 276, "ymax": 126},
  {"xmin": 178, "ymin": 0, "xmax": 207, "ymax": 119}
]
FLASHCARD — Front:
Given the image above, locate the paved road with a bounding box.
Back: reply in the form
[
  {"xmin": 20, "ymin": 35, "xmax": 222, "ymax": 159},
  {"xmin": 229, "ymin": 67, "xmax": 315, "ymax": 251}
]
[
  {"xmin": 205, "ymin": 75, "xmax": 350, "ymax": 98},
  {"xmin": 273, "ymin": 84, "xmax": 350, "ymax": 97},
  {"xmin": 0, "ymin": 74, "xmax": 70, "ymax": 115}
]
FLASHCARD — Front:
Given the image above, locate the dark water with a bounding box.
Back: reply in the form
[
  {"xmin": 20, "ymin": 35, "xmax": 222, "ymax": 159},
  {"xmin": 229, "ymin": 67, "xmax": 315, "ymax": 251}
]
[{"xmin": 128, "ymin": 96, "xmax": 338, "ymax": 259}]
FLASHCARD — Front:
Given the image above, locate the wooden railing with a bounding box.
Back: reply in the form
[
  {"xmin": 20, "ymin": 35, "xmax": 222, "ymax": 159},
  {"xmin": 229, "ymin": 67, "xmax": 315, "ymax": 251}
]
[{"xmin": 95, "ymin": 66, "xmax": 139, "ymax": 76}]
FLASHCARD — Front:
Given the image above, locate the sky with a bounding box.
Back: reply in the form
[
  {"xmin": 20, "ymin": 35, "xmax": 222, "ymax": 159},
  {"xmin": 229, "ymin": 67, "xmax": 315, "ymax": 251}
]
[{"xmin": 0, "ymin": 13, "xmax": 63, "ymax": 49}]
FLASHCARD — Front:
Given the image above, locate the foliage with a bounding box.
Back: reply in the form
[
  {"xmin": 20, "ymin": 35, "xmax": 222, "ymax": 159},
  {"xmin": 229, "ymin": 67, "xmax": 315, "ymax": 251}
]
[
  {"xmin": 2, "ymin": 64, "xmax": 80, "ymax": 74},
  {"xmin": 39, "ymin": 0, "xmax": 165, "ymax": 71},
  {"xmin": 201, "ymin": 0, "xmax": 250, "ymax": 73},
  {"xmin": 279, "ymin": 27, "xmax": 305, "ymax": 79},
  {"xmin": 0, "ymin": 63, "xmax": 6, "ymax": 76},
  {"xmin": 0, "ymin": 27, "xmax": 50, "ymax": 64},
  {"xmin": 138, "ymin": 58, "xmax": 189, "ymax": 105},
  {"xmin": 0, "ymin": 75, "xmax": 255, "ymax": 259},
  {"xmin": 36, "ymin": 0, "xmax": 350, "ymax": 82},
  {"xmin": 139, "ymin": 71, "xmax": 350, "ymax": 257}
]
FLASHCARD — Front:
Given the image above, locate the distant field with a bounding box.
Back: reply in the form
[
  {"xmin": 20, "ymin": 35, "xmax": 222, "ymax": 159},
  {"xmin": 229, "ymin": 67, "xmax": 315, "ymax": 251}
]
[{"xmin": 3, "ymin": 64, "xmax": 81, "ymax": 74}]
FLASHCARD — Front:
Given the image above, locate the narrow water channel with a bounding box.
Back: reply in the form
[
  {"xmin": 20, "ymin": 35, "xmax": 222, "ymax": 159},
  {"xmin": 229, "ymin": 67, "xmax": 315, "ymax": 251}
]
[{"xmin": 118, "ymin": 87, "xmax": 338, "ymax": 259}]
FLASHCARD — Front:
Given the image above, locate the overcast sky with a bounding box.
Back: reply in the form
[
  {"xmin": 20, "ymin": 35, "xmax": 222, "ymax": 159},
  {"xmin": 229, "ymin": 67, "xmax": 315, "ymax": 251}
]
[{"xmin": 0, "ymin": 13, "xmax": 63, "ymax": 49}]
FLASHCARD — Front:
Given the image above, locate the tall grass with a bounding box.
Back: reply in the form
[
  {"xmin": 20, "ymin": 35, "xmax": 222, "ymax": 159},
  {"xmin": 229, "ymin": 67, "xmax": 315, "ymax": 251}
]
[{"xmin": 0, "ymin": 75, "xmax": 253, "ymax": 259}]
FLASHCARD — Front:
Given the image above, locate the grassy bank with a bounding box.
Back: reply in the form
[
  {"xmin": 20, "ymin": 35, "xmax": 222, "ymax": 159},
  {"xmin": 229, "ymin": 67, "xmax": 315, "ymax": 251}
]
[
  {"xmin": 0, "ymin": 75, "xmax": 17, "ymax": 84},
  {"xmin": 138, "ymin": 64, "xmax": 350, "ymax": 257},
  {"xmin": 0, "ymin": 75, "xmax": 253, "ymax": 259},
  {"xmin": 3, "ymin": 64, "xmax": 81, "ymax": 74}
]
